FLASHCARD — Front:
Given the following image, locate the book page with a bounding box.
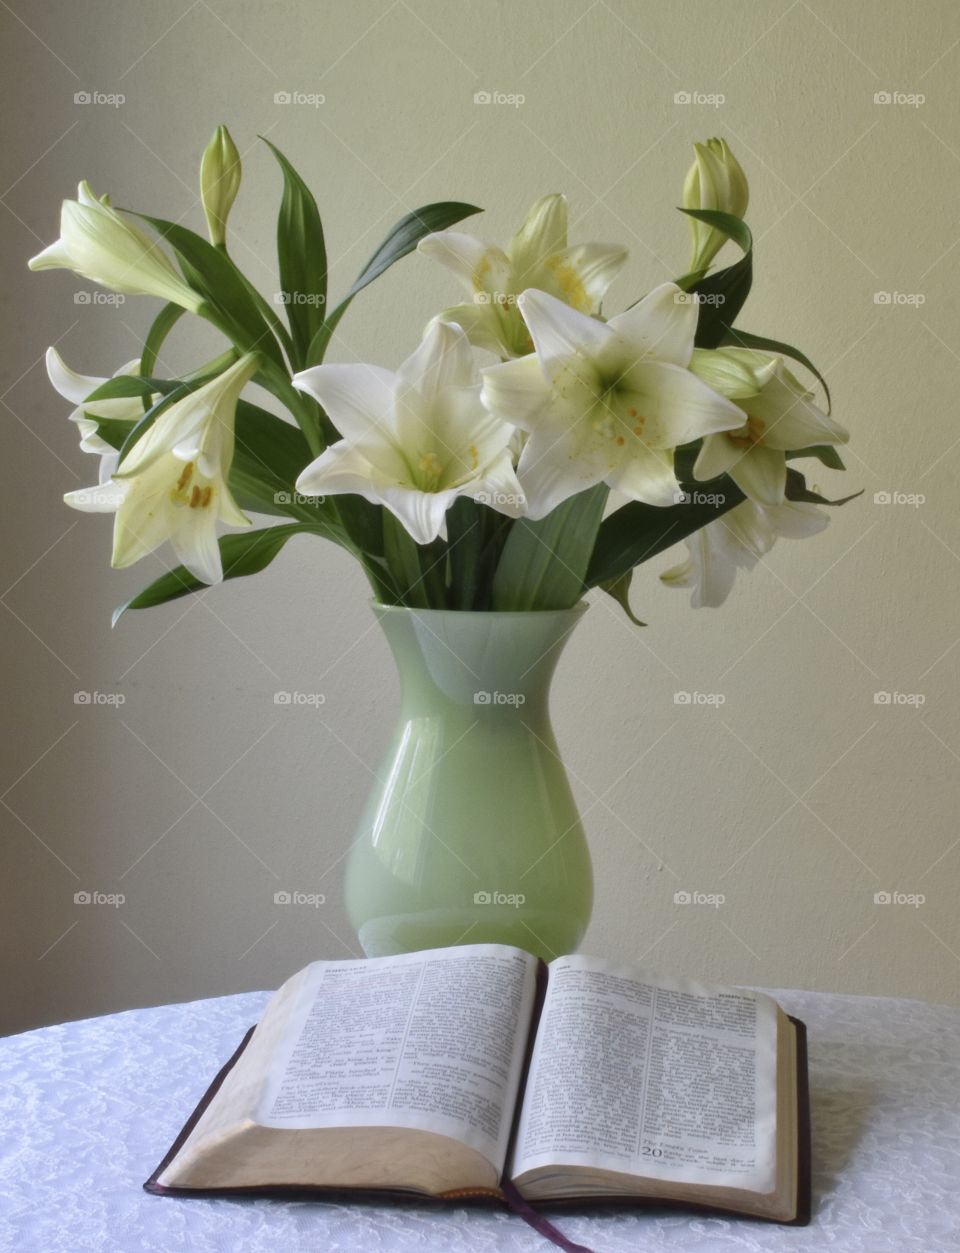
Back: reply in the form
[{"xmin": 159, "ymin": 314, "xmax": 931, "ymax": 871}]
[
  {"xmin": 510, "ymin": 954, "xmax": 778, "ymax": 1192},
  {"xmin": 255, "ymin": 944, "xmax": 538, "ymax": 1171}
]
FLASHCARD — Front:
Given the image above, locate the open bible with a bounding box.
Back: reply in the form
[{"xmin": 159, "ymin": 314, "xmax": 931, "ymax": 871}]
[{"xmin": 146, "ymin": 945, "xmax": 810, "ymax": 1226}]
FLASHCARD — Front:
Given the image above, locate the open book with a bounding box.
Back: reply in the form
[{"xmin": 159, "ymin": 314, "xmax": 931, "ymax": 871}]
[{"xmin": 146, "ymin": 945, "xmax": 810, "ymax": 1226}]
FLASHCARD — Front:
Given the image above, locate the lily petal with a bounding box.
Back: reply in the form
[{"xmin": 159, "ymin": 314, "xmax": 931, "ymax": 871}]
[
  {"xmin": 517, "ymin": 429, "xmax": 606, "ymax": 519},
  {"xmin": 606, "ymin": 282, "xmax": 698, "ymax": 367},
  {"xmin": 727, "ymin": 443, "xmax": 787, "ymax": 506},
  {"xmin": 606, "ymin": 448, "xmax": 679, "ymax": 507},
  {"xmin": 623, "ymin": 361, "xmax": 744, "ymax": 447},
  {"xmin": 509, "ymin": 193, "xmax": 568, "ymax": 284},
  {"xmin": 480, "ymin": 354, "xmax": 550, "ymax": 431},
  {"xmin": 378, "ymin": 485, "xmax": 460, "ymax": 546},
  {"xmin": 545, "ymin": 242, "xmax": 627, "ymax": 312},
  {"xmin": 694, "ymin": 432, "xmax": 739, "ymax": 481},
  {"xmin": 517, "ymin": 288, "xmax": 610, "ymax": 367}
]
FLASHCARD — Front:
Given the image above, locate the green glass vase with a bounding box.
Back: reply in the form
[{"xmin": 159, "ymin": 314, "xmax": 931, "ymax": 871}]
[{"xmin": 345, "ymin": 603, "xmax": 593, "ymax": 960}]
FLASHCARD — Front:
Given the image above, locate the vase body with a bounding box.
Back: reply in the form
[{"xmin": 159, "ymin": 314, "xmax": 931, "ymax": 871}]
[{"xmin": 345, "ymin": 604, "xmax": 592, "ymax": 960}]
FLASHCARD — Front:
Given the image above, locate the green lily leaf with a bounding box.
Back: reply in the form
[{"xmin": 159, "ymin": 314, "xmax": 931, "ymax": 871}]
[
  {"xmin": 681, "ymin": 208, "xmax": 752, "ymax": 349},
  {"xmin": 444, "ymin": 497, "xmax": 485, "ymax": 611},
  {"xmin": 306, "ymin": 201, "xmax": 482, "ymax": 364},
  {"xmin": 134, "ymin": 213, "xmax": 285, "ymax": 368},
  {"xmin": 492, "ymin": 485, "xmax": 607, "ymax": 611},
  {"xmin": 262, "ymin": 138, "xmax": 327, "ymax": 370},
  {"xmin": 786, "ymin": 445, "xmax": 846, "ymax": 471},
  {"xmin": 599, "ymin": 569, "xmax": 647, "ymax": 626},
  {"xmin": 140, "ymin": 302, "xmax": 185, "ymax": 380},
  {"xmin": 720, "ymin": 325, "xmax": 832, "ymax": 413},
  {"xmin": 82, "ymin": 375, "xmax": 177, "ymax": 403},
  {"xmin": 112, "ymin": 523, "xmax": 334, "ymax": 624},
  {"xmin": 785, "ymin": 468, "xmax": 861, "ymax": 506}
]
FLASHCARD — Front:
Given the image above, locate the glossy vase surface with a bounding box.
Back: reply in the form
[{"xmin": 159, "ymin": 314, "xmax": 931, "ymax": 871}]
[{"xmin": 345, "ymin": 604, "xmax": 592, "ymax": 960}]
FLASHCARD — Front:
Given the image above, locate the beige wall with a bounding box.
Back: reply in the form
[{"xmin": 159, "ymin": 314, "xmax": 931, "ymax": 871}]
[{"xmin": 3, "ymin": 0, "xmax": 959, "ymax": 1034}]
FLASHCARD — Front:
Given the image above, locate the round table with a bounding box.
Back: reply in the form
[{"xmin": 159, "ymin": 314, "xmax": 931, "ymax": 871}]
[{"xmin": 1, "ymin": 986, "xmax": 958, "ymax": 1251}]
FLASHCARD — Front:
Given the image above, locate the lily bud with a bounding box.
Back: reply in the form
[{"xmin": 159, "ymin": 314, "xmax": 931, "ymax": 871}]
[
  {"xmin": 682, "ymin": 138, "xmax": 749, "ymax": 274},
  {"xmin": 200, "ymin": 125, "xmax": 241, "ymax": 248},
  {"xmin": 29, "ymin": 181, "xmax": 203, "ymax": 312}
]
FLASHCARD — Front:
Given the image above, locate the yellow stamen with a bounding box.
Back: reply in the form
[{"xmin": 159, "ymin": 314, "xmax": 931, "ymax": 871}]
[
  {"xmin": 728, "ymin": 415, "xmax": 766, "ymax": 448},
  {"xmin": 418, "ymin": 451, "xmax": 444, "ymax": 490}
]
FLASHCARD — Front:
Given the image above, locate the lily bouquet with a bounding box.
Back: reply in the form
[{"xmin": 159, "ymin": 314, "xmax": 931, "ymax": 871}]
[{"xmin": 31, "ymin": 131, "xmax": 854, "ymax": 623}]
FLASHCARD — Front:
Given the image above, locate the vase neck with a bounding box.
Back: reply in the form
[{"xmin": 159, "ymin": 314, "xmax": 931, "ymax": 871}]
[{"xmin": 374, "ymin": 605, "xmax": 587, "ymax": 713}]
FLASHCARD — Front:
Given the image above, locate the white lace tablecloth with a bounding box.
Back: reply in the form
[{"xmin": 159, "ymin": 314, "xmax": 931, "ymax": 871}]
[{"xmin": 1, "ymin": 986, "xmax": 958, "ymax": 1252}]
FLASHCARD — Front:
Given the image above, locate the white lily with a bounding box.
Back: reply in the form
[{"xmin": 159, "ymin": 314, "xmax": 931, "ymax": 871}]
[
  {"xmin": 418, "ymin": 194, "xmax": 626, "ymax": 357},
  {"xmin": 480, "ymin": 284, "xmax": 745, "ymax": 518},
  {"xmin": 46, "ymin": 347, "xmax": 155, "ymax": 483},
  {"xmin": 690, "ymin": 347, "xmax": 848, "ymax": 506},
  {"xmin": 29, "ymin": 181, "xmax": 203, "ymax": 313},
  {"xmin": 661, "ymin": 497, "xmax": 829, "ymax": 608},
  {"xmin": 292, "ymin": 321, "xmax": 526, "ymax": 545},
  {"xmin": 64, "ymin": 353, "xmax": 258, "ymax": 585},
  {"xmin": 683, "ymin": 138, "xmax": 749, "ymax": 274}
]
